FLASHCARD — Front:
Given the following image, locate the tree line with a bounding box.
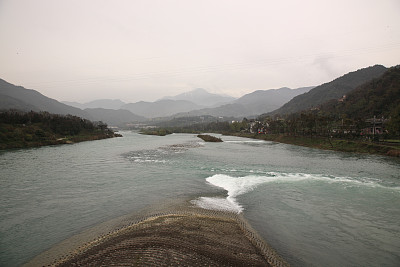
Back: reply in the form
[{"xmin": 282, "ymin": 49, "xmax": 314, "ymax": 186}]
[
  {"xmin": 0, "ymin": 110, "xmax": 111, "ymax": 135},
  {"xmin": 0, "ymin": 110, "xmax": 117, "ymax": 149}
]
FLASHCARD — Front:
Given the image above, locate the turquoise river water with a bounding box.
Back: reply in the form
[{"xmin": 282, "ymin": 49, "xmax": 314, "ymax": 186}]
[{"xmin": 1, "ymin": 132, "xmax": 399, "ymax": 266}]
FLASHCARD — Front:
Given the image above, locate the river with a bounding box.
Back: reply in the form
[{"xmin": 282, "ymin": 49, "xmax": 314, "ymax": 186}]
[{"xmin": 1, "ymin": 132, "xmax": 399, "ymax": 266}]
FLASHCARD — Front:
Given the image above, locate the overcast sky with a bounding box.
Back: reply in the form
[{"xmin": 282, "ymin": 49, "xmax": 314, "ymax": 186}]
[{"xmin": 0, "ymin": 0, "xmax": 399, "ymax": 103}]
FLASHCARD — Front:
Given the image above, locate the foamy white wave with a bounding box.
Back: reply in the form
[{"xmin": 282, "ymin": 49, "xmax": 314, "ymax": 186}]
[
  {"xmin": 191, "ymin": 197, "xmax": 242, "ymax": 213},
  {"xmin": 206, "ymin": 174, "xmax": 277, "ymax": 199},
  {"xmin": 193, "ymin": 174, "xmax": 277, "ymax": 213},
  {"xmin": 193, "ymin": 172, "xmax": 398, "ymax": 213}
]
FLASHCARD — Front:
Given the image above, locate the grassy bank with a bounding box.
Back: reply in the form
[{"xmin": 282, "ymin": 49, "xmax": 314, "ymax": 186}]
[{"xmin": 228, "ymin": 133, "xmax": 400, "ymax": 157}]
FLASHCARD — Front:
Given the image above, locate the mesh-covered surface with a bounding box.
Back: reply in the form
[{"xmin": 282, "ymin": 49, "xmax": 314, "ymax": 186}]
[
  {"xmin": 26, "ymin": 205, "xmax": 288, "ymax": 267},
  {"xmin": 56, "ymin": 214, "xmax": 270, "ymax": 266}
]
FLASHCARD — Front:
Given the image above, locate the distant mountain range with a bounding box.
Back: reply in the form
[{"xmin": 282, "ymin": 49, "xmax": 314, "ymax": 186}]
[
  {"xmin": 0, "ymin": 64, "xmax": 393, "ymax": 127},
  {"xmin": 62, "ymin": 88, "xmax": 237, "ymax": 119},
  {"xmin": 0, "ymin": 79, "xmax": 144, "ymax": 126},
  {"xmin": 172, "ymin": 86, "xmax": 314, "ymax": 118},
  {"xmin": 62, "ymin": 99, "xmax": 126, "ymax": 110},
  {"xmin": 269, "ymin": 65, "xmax": 388, "ymax": 115},
  {"xmin": 234, "ymin": 86, "xmax": 314, "ymax": 114},
  {"xmin": 161, "ymin": 88, "xmax": 236, "ymax": 107},
  {"xmin": 121, "ymin": 100, "xmax": 203, "ymax": 118},
  {"xmin": 85, "ymin": 108, "xmax": 146, "ymax": 125},
  {"xmin": 0, "ymin": 79, "xmax": 88, "ymax": 118}
]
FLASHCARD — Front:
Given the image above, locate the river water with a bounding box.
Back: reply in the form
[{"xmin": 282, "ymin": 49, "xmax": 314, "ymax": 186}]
[{"xmin": 1, "ymin": 132, "xmax": 399, "ymax": 266}]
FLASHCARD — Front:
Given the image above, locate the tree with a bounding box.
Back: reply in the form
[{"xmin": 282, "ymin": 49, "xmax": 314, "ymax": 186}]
[{"xmin": 387, "ymin": 105, "xmax": 400, "ymax": 136}]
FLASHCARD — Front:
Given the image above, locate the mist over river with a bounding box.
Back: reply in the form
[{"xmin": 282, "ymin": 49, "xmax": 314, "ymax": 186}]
[{"xmin": 1, "ymin": 132, "xmax": 399, "ymax": 266}]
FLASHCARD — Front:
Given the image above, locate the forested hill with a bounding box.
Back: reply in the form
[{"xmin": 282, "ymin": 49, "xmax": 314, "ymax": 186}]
[
  {"xmin": 270, "ymin": 65, "xmax": 387, "ymax": 115},
  {"xmin": 318, "ymin": 66, "xmax": 400, "ymax": 120},
  {"xmin": 0, "ymin": 110, "xmax": 120, "ymax": 149}
]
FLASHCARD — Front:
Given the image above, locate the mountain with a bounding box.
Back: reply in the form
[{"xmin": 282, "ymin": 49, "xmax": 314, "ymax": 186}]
[
  {"xmin": 270, "ymin": 65, "xmax": 388, "ymax": 115},
  {"xmin": 61, "ymin": 101, "xmax": 85, "ymax": 109},
  {"xmin": 234, "ymin": 86, "xmax": 314, "ymax": 112},
  {"xmin": 318, "ymin": 66, "xmax": 400, "ymax": 119},
  {"xmin": 121, "ymin": 99, "xmax": 203, "ymax": 118},
  {"xmin": 0, "ymin": 78, "xmax": 143, "ymax": 126},
  {"xmin": 161, "ymin": 88, "xmax": 236, "ymax": 107},
  {"xmin": 0, "ymin": 94, "xmax": 39, "ymax": 111},
  {"xmin": 85, "ymin": 108, "xmax": 147, "ymax": 126},
  {"xmin": 172, "ymin": 103, "xmax": 251, "ymax": 118},
  {"xmin": 62, "ymin": 99, "xmax": 125, "ymax": 110},
  {"xmin": 0, "ymin": 78, "xmax": 88, "ymax": 118},
  {"xmin": 171, "ymin": 86, "xmax": 314, "ymax": 118}
]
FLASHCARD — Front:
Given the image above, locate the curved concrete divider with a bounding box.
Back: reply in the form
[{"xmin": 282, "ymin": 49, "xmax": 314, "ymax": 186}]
[{"xmin": 25, "ymin": 201, "xmax": 288, "ymax": 267}]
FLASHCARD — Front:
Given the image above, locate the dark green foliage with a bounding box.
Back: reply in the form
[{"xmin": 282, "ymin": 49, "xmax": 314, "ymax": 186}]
[
  {"xmin": 387, "ymin": 105, "xmax": 400, "ymax": 136},
  {"xmin": 229, "ymin": 120, "xmax": 249, "ymax": 132},
  {"xmin": 0, "ymin": 110, "xmax": 117, "ymax": 149},
  {"xmin": 319, "ymin": 66, "xmax": 400, "ymax": 119}
]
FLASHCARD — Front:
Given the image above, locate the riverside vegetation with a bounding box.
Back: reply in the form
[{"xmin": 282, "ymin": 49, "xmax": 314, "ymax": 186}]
[{"xmin": 0, "ymin": 110, "xmax": 121, "ymax": 149}]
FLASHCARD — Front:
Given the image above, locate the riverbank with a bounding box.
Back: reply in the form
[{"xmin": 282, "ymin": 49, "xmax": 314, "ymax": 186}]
[
  {"xmin": 0, "ymin": 130, "xmax": 121, "ymax": 150},
  {"xmin": 227, "ymin": 133, "xmax": 400, "ymax": 157},
  {"xmin": 25, "ymin": 204, "xmax": 287, "ymax": 267},
  {"xmin": 0, "ymin": 110, "xmax": 123, "ymax": 150}
]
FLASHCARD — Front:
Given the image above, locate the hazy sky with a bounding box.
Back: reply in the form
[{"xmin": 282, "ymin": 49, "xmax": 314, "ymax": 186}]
[{"xmin": 1, "ymin": 0, "xmax": 399, "ymax": 103}]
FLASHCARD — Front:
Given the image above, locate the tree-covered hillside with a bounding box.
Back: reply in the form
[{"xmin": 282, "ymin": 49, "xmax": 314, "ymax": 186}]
[
  {"xmin": 320, "ymin": 66, "xmax": 400, "ymax": 118},
  {"xmin": 0, "ymin": 110, "xmax": 120, "ymax": 149},
  {"xmin": 270, "ymin": 65, "xmax": 387, "ymax": 115},
  {"xmin": 318, "ymin": 66, "xmax": 400, "ymax": 135}
]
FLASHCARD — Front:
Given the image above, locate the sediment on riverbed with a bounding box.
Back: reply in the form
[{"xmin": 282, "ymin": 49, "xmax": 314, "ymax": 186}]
[{"xmin": 25, "ymin": 202, "xmax": 288, "ymax": 267}]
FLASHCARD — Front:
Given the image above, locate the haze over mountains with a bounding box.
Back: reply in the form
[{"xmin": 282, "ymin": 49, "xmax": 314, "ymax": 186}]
[
  {"xmin": 62, "ymin": 99, "xmax": 126, "ymax": 110},
  {"xmin": 161, "ymin": 88, "xmax": 236, "ymax": 107},
  {"xmin": 171, "ymin": 86, "xmax": 314, "ymax": 118},
  {"xmin": 0, "ymin": 64, "xmax": 393, "ymax": 127},
  {"xmin": 62, "ymin": 88, "xmax": 237, "ymax": 118},
  {"xmin": 0, "ymin": 79, "xmax": 88, "ymax": 118},
  {"xmin": 121, "ymin": 100, "xmax": 203, "ymax": 118},
  {"xmin": 0, "ymin": 78, "xmax": 145, "ymax": 125}
]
